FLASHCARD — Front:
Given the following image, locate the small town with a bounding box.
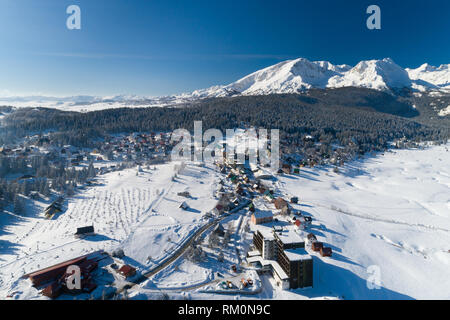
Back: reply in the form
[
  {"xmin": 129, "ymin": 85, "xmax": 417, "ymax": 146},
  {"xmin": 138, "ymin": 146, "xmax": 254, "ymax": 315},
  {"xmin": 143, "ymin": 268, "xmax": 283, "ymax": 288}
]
[
  {"xmin": 1, "ymin": 1, "xmax": 450, "ymax": 305},
  {"xmin": 0, "ymin": 128, "xmax": 339, "ymax": 299}
]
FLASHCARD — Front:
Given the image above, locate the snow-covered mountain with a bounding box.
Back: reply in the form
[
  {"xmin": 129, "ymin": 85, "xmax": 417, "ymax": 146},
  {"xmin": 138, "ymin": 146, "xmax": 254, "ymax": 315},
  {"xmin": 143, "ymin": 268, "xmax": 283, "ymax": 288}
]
[
  {"xmin": 406, "ymin": 63, "xmax": 450, "ymax": 90},
  {"xmin": 1, "ymin": 57, "xmax": 449, "ymax": 112},
  {"xmin": 198, "ymin": 57, "xmax": 448, "ymax": 97}
]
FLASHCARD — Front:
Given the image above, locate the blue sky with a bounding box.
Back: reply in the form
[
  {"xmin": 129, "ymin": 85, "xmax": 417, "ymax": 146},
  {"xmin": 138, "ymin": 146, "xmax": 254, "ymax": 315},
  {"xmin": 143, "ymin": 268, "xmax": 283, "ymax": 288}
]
[{"xmin": 0, "ymin": 0, "xmax": 449, "ymax": 96}]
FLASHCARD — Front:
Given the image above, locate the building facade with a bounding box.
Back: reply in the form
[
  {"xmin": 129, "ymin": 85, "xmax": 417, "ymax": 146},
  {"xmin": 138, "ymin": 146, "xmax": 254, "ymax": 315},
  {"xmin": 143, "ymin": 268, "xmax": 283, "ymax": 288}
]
[{"xmin": 252, "ymin": 225, "xmax": 313, "ymax": 289}]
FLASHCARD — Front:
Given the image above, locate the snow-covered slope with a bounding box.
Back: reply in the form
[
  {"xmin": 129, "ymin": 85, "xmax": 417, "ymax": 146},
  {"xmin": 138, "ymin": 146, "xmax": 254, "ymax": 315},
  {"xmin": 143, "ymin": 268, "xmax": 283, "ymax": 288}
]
[
  {"xmin": 0, "ymin": 163, "xmax": 221, "ymax": 299},
  {"xmin": 221, "ymin": 58, "xmax": 351, "ymax": 95},
  {"xmin": 329, "ymin": 58, "xmax": 411, "ymax": 91},
  {"xmin": 275, "ymin": 144, "xmax": 450, "ymax": 300},
  {"xmin": 195, "ymin": 57, "xmax": 445, "ymax": 97},
  {"xmin": 407, "ymin": 63, "xmax": 450, "ymax": 90}
]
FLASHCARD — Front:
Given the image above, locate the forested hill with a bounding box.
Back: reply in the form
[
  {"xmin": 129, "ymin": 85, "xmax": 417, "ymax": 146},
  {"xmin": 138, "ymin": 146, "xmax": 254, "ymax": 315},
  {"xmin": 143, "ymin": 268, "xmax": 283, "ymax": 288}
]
[{"xmin": 1, "ymin": 88, "xmax": 449, "ymax": 151}]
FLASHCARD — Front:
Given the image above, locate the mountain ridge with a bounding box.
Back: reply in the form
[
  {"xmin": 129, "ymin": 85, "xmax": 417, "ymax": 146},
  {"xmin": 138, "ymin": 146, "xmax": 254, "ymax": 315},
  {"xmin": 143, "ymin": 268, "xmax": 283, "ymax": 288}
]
[{"xmin": 1, "ymin": 58, "xmax": 449, "ymax": 111}]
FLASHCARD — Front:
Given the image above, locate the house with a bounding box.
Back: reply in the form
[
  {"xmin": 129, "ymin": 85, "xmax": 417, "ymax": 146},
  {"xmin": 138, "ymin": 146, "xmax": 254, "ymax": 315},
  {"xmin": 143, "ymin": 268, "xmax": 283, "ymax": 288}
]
[
  {"xmin": 75, "ymin": 225, "xmax": 95, "ymax": 238},
  {"xmin": 263, "ymin": 189, "xmax": 275, "ymax": 201},
  {"xmin": 235, "ymin": 186, "xmax": 245, "ymax": 195},
  {"xmin": 177, "ymin": 191, "xmax": 191, "ymax": 198},
  {"xmin": 280, "ymin": 206, "xmax": 291, "ymax": 216},
  {"xmin": 306, "ymin": 233, "xmax": 317, "ymax": 244},
  {"xmin": 212, "ymin": 204, "xmax": 224, "ymax": 215},
  {"xmin": 44, "ymin": 204, "xmax": 62, "ymax": 219},
  {"xmin": 23, "ymin": 251, "xmax": 104, "ymax": 289},
  {"xmin": 118, "ymin": 265, "xmax": 136, "ymax": 278},
  {"xmin": 212, "ymin": 224, "xmax": 226, "ymax": 237},
  {"xmin": 274, "ymin": 197, "xmax": 288, "ymax": 210},
  {"xmin": 251, "ymin": 211, "xmax": 273, "ymax": 225},
  {"xmin": 281, "ymin": 164, "xmax": 292, "ymax": 174},
  {"xmin": 320, "ymin": 247, "xmax": 332, "ymax": 257},
  {"xmin": 231, "ymin": 197, "xmax": 240, "ymax": 206},
  {"xmin": 301, "ymin": 216, "xmax": 312, "ymax": 226},
  {"xmin": 41, "ymin": 281, "xmax": 62, "ymax": 299},
  {"xmin": 312, "ymin": 241, "xmax": 323, "ymax": 252},
  {"xmin": 179, "ymin": 201, "xmax": 189, "ymax": 210}
]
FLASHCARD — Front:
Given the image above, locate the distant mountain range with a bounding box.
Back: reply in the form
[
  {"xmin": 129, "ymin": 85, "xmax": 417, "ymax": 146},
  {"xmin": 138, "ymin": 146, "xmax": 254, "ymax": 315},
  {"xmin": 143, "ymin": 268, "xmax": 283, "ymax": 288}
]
[
  {"xmin": 191, "ymin": 58, "xmax": 450, "ymax": 97},
  {"xmin": 1, "ymin": 58, "xmax": 449, "ymax": 111}
]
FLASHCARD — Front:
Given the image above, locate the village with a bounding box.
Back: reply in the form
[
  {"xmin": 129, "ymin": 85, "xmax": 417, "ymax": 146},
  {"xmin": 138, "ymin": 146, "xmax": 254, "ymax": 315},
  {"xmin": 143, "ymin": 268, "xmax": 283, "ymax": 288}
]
[
  {"xmin": 2, "ymin": 127, "xmax": 447, "ymax": 300},
  {"xmin": 1, "ymin": 130, "xmax": 337, "ymax": 299}
]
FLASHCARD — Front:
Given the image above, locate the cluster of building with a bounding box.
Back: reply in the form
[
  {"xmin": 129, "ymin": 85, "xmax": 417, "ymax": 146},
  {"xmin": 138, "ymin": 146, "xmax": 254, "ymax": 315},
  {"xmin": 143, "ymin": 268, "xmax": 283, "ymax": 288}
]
[
  {"xmin": 221, "ymin": 155, "xmax": 335, "ymax": 292},
  {"xmin": 22, "ymin": 251, "xmax": 107, "ymax": 299},
  {"xmin": 246, "ymin": 189, "xmax": 334, "ymax": 291},
  {"xmin": 21, "ymin": 249, "xmax": 138, "ymax": 299},
  {"xmin": 209, "ymin": 153, "xmax": 317, "ymax": 291},
  {"xmin": 3, "ymin": 131, "xmax": 176, "ymax": 173},
  {"xmin": 99, "ymin": 132, "xmax": 173, "ymax": 163}
]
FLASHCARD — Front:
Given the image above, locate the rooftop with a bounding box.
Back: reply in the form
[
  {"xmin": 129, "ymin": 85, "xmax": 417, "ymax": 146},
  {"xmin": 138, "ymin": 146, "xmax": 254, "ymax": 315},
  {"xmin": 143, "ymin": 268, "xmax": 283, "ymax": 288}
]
[
  {"xmin": 246, "ymin": 255, "xmax": 289, "ymax": 280},
  {"xmin": 274, "ymin": 226, "xmax": 306, "ymax": 245},
  {"xmin": 253, "ymin": 210, "xmax": 273, "ymax": 219},
  {"xmin": 284, "ymin": 248, "xmax": 312, "ymax": 261},
  {"xmin": 255, "ymin": 226, "xmax": 275, "ymax": 241}
]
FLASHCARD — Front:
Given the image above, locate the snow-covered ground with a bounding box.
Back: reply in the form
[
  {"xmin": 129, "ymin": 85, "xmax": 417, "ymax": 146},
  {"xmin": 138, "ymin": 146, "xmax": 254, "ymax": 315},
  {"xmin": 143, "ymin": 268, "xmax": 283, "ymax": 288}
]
[
  {"xmin": 273, "ymin": 144, "xmax": 450, "ymax": 300},
  {"xmin": 1, "ymin": 144, "xmax": 449, "ymax": 300},
  {"xmin": 438, "ymin": 105, "xmax": 450, "ymax": 116},
  {"xmin": 0, "ymin": 162, "xmax": 221, "ymax": 299},
  {"xmin": 125, "ymin": 144, "xmax": 450, "ymax": 300}
]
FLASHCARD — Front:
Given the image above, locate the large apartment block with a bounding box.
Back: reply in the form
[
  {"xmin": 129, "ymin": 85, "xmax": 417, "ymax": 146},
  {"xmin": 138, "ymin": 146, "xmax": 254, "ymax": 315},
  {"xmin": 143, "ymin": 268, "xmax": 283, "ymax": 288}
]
[{"xmin": 249, "ymin": 224, "xmax": 313, "ymax": 290}]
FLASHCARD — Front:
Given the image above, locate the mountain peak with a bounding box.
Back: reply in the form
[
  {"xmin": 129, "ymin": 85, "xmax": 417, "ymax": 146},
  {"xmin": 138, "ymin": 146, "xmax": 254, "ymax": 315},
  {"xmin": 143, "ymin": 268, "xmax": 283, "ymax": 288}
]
[
  {"xmin": 214, "ymin": 57, "xmax": 418, "ymax": 95},
  {"xmin": 407, "ymin": 62, "xmax": 450, "ymax": 89}
]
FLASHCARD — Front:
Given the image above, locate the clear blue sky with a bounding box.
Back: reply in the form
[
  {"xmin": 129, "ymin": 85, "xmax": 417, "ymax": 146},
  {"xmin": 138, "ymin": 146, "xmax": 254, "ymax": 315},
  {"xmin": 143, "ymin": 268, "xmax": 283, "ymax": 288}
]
[{"xmin": 0, "ymin": 0, "xmax": 449, "ymax": 96}]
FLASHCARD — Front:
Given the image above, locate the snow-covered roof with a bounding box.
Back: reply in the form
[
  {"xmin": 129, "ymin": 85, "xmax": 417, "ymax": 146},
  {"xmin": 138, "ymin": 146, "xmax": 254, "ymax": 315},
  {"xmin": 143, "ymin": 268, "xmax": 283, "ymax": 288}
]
[
  {"xmin": 247, "ymin": 250, "xmax": 261, "ymax": 257},
  {"xmin": 274, "ymin": 226, "xmax": 306, "ymax": 245},
  {"xmin": 284, "ymin": 248, "xmax": 312, "ymax": 262},
  {"xmin": 255, "ymin": 226, "xmax": 275, "ymax": 241},
  {"xmin": 253, "ymin": 210, "xmax": 273, "ymax": 219},
  {"xmin": 246, "ymin": 255, "xmax": 289, "ymax": 280}
]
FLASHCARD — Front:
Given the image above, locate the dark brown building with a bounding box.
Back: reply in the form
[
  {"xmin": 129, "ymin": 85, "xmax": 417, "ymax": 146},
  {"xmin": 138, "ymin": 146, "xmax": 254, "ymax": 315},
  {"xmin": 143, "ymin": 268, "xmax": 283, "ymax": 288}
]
[
  {"xmin": 274, "ymin": 228, "xmax": 313, "ymax": 289},
  {"xmin": 278, "ymin": 249, "xmax": 313, "ymax": 289}
]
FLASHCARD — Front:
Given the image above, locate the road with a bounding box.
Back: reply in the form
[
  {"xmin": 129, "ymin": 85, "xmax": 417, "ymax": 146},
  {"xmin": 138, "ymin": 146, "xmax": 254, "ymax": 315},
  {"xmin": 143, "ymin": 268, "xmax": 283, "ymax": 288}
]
[{"xmin": 107, "ymin": 200, "xmax": 250, "ymax": 299}]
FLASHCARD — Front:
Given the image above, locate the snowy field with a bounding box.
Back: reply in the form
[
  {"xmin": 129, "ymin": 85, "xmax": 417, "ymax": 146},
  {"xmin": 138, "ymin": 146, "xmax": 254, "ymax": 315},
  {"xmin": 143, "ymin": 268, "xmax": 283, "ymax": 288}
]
[
  {"xmin": 273, "ymin": 144, "xmax": 450, "ymax": 300},
  {"xmin": 0, "ymin": 162, "xmax": 221, "ymax": 299},
  {"xmin": 126, "ymin": 144, "xmax": 450, "ymax": 300},
  {"xmin": 1, "ymin": 144, "xmax": 449, "ymax": 300}
]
